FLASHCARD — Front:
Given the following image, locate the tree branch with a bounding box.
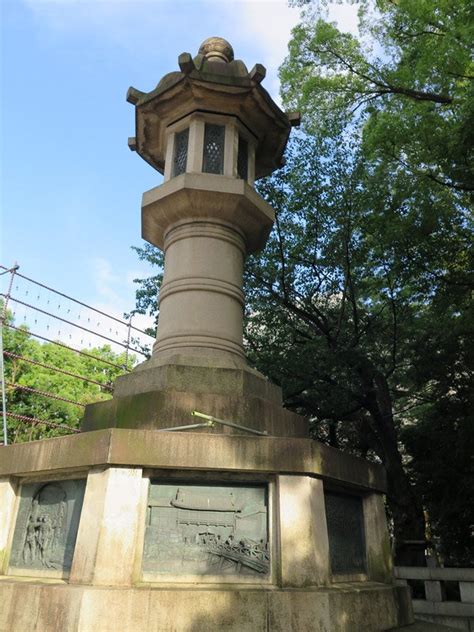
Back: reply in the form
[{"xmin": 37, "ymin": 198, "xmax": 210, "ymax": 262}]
[{"xmin": 310, "ymin": 44, "xmax": 453, "ymax": 105}]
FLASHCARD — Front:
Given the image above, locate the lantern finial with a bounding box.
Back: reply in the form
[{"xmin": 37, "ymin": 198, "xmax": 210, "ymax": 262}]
[{"xmin": 198, "ymin": 37, "xmax": 234, "ymax": 63}]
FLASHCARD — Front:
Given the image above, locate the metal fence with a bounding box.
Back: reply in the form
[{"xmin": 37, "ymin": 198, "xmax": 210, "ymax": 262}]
[{"xmin": 0, "ymin": 263, "xmax": 154, "ymax": 444}]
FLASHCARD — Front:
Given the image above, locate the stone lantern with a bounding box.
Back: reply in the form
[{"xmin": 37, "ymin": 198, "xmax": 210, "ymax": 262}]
[
  {"xmin": 0, "ymin": 38, "xmax": 414, "ymax": 632},
  {"xmin": 79, "ymin": 37, "xmax": 307, "ymax": 437},
  {"xmin": 127, "ymin": 36, "xmax": 297, "ymax": 369}
]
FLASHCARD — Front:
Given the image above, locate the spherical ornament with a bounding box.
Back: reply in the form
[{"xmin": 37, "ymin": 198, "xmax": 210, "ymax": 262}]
[{"xmin": 198, "ymin": 37, "xmax": 234, "ymax": 63}]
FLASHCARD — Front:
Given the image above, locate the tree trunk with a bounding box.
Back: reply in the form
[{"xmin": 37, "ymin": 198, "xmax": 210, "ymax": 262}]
[
  {"xmin": 384, "ymin": 444, "xmax": 426, "ymax": 565},
  {"xmin": 362, "ymin": 368, "xmax": 426, "ymax": 565}
]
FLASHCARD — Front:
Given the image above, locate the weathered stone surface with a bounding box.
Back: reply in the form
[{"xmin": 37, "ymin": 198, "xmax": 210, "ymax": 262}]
[
  {"xmin": 326, "ymin": 582, "xmax": 400, "ymax": 631},
  {"xmin": 0, "ymin": 580, "xmax": 412, "ymax": 632},
  {"xmin": 0, "ymin": 478, "xmax": 17, "ymax": 573},
  {"xmin": 69, "ymin": 467, "xmax": 144, "ymax": 586},
  {"xmin": 115, "ymin": 361, "xmax": 283, "ymax": 403},
  {"xmin": 267, "ymin": 590, "xmax": 331, "ymax": 631},
  {"xmin": 395, "ymin": 567, "xmax": 474, "ymax": 582},
  {"xmin": 364, "ymin": 493, "xmax": 393, "ymax": 583},
  {"xmin": 81, "ymin": 389, "xmax": 307, "ymax": 437},
  {"xmin": 151, "ymin": 218, "xmax": 248, "ymax": 363},
  {"xmin": 129, "ymin": 40, "xmax": 290, "ymax": 370},
  {"xmin": 424, "ymin": 580, "xmax": 445, "ymax": 602},
  {"xmin": 313, "ymin": 441, "xmax": 386, "ymax": 491},
  {"xmin": 325, "ymin": 491, "xmax": 366, "ymax": 576},
  {"xmin": 459, "ymin": 580, "xmax": 474, "ymax": 603},
  {"xmin": 128, "ymin": 50, "xmax": 291, "ymax": 180},
  {"xmin": 0, "ymin": 431, "xmax": 111, "ymax": 476},
  {"xmin": 278, "ymin": 475, "xmax": 330, "ymax": 588},
  {"xmin": 412, "ymin": 600, "xmax": 474, "ymax": 620},
  {"xmin": 394, "ymin": 584, "xmax": 415, "ymax": 627},
  {"xmin": 142, "ymin": 482, "xmax": 269, "ymax": 580},
  {"xmin": 391, "ymin": 623, "xmax": 459, "ymax": 631},
  {"xmin": 82, "ymin": 360, "xmax": 309, "ymax": 437},
  {"xmin": 0, "ymin": 430, "xmax": 386, "ymax": 492},
  {"xmin": 142, "ymin": 174, "xmax": 274, "ymax": 253}
]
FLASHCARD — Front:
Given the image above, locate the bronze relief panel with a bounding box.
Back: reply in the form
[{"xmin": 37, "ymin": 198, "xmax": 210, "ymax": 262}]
[
  {"xmin": 143, "ymin": 482, "xmax": 269, "ymax": 578},
  {"xmin": 9, "ymin": 479, "xmax": 85, "ymax": 574}
]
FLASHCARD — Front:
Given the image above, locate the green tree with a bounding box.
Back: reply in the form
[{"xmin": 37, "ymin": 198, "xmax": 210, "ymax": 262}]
[
  {"xmin": 276, "ymin": 0, "xmax": 473, "ymax": 562},
  {"xmin": 2, "ymin": 312, "xmax": 132, "ymax": 443},
  {"xmin": 400, "ymin": 276, "xmax": 474, "ymax": 565},
  {"xmin": 130, "ymin": 243, "xmax": 163, "ymax": 331},
  {"xmin": 283, "ymin": 0, "xmax": 473, "ymax": 195},
  {"xmin": 244, "ymin": 131, "xmax": 472, "ymax": 564},
  {"xmin": 130, "ymin": 133, "xmax": 472, "ymax": 562}
]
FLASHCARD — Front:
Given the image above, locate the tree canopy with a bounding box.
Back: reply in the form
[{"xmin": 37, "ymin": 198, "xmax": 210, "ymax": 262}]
[
  {"xmin": 274, "ymin": 0, "xmax": 473, "ymax": 563},
  {"xmin": 283, "ymin": 0, "xmax": 473, "ymax": 195},
  {"xmin": 245, "ymin": 131, "xmax": 472, "ymax": 564}
]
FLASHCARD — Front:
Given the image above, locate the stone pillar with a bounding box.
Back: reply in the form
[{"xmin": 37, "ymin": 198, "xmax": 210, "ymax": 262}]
[
  {"xmin": 363, "ymin": 492, "xmax": 393, "ymax": 583},
  {"xmin": 278, "ymin": 475, "xmax": 330, "ymax": 587},
  {"xmin": 187, "ymin": 119, "xmax": 205, "ymax": 174},
  {"xmin": 460, "ymin": 581, "xmax": 474, "ymax": 603},
  {"xmin": 0, "ymin": 477, "xmax": 17, "ymax": 574},
  {"xmin": 154, "ymin": 219, "xmax": 246, "ymax": 364},
  {"xmin": 424, "ymin": 580, "xmax": 445, "ymax": 602},
  {"xmin": 70, "ymin": 466, "xmax": 145, "ymax": 586}
]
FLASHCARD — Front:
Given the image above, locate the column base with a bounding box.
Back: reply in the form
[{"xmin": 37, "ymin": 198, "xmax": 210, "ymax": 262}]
[{"xmin": 81, "ymin": 360, "xmax": 309, "ymax": 438}]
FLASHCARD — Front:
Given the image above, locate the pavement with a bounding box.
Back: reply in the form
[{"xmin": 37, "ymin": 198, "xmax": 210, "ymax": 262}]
[{"xmin": 391, "ymin": 622, "xmax": 459, "ymax": 631}]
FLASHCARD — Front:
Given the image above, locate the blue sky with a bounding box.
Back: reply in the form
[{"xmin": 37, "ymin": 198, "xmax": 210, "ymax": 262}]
[{"xmin": 1, "ymin": 0, "xmax": 357, "ymax": 333}]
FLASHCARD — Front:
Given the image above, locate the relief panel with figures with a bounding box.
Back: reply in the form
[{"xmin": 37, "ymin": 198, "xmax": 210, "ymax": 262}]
[{"xmin": 9, "ymin": 479, "xmax": 85, "ymax": 574}]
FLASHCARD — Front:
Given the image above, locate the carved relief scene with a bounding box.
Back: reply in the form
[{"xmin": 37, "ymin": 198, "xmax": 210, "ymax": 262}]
[
  {"xmin": 9, "ymin": 479, "xmax": 86, "ymax": 574},
  {"xmin": 143, "ymin": 483, "xmax": 269, "ymax": 577}
]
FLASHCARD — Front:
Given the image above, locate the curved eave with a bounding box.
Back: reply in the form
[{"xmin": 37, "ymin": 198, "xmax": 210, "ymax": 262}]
[{"xmin": 129, "ymin": 73, "xmax": 292, "ymax": 178}]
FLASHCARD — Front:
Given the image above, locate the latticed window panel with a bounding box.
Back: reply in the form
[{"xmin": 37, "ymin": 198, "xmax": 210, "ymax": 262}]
[
  {"xmin": 203, "ymin": 124, "xmax": 225, "ymax": 174},
  {"xmin": 324, "ymin": 491, "xmax": 366, "ymax": 574},
  {"xmin": 173, "ymin": 128, "xmax": 189, "ymax": 177},
  {"xmin": 237, "ymin": 136, "xmax": 249, "ymax": 181}
]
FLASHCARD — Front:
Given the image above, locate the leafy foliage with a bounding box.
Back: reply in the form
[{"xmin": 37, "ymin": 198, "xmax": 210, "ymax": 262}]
[
  {"xmin": 281, "ymin": 0, "xmax": 473, "ymax": 194},
  {"xmin": 246, "ymin": 129, "xmax": 472, "ymax": 561},
  {"xmin": 2, "ymin": 312, "xmax": 132, "ymax": 443},
  {"xmin": 129, "ymin": 244, "xmax": 163, "ymax": 334},
  {"xmin": 272, "ymin": 0, "xmax": 473, "ymax": 563}
]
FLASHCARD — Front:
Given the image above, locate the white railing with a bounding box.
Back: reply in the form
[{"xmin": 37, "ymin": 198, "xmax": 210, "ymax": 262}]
[{"xmin": 395, "ymin": 566, "xmax": 474, "ymax": 629}]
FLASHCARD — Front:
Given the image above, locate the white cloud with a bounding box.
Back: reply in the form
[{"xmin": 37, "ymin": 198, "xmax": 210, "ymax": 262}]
[
  {"xmin": 232, "ymin": 1, "xmax": 302, "ymax": 100},
  {"xmin": 218, "ymin": 1, "xmax": 358, "ymax": 102},
  {"xmin": 19, "ymin": 0, "xmax": 359, "ymax": 79},
  {"xmin": 89, "ymin": 256, "xmax": 155, "ymax": 325},
  {"xmin": 91, "ymin": 257, "xmax": 121, "ymax": 304}
]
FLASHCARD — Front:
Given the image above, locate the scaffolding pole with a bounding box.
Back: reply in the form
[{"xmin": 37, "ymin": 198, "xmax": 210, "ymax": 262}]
[{"xmin": 0, "ymin": 264, "xmax": 19, "ymax": 445}]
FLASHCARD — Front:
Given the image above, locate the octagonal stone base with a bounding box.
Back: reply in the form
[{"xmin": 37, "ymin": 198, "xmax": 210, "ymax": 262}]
[
  {"xmin": 0, "ymin": 581, "xmax": 413, "ymax": 632},
  {"xmin": 81, "ymin": 361, "xmax": 309, "ymax": 437},
  {"xmin": 0, "ymin": 430, "xmax": 413, "ymax": 631},
  {"xmin": 1, "ymin": 436, "xmax": 412, "ymax": 631}
]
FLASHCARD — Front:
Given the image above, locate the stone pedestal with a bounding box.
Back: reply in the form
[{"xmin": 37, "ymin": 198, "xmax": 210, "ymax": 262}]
[
  {"xmin": 0, "ymin": 430, "xmax": 413, "ymax": 631},
  {"xmin": 81, "ymin": 362, "xmax": 309, "ymax": 438}
]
